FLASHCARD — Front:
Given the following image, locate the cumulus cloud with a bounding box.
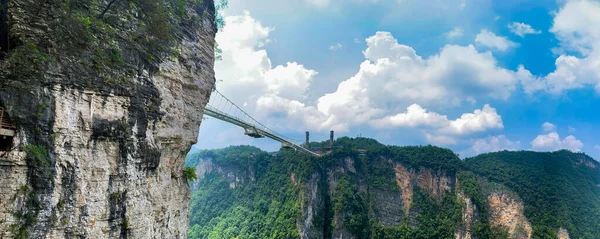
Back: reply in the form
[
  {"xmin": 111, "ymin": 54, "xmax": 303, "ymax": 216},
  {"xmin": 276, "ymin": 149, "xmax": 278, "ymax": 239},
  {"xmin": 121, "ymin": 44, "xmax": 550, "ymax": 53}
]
[
  {"xmin": 531, "ymin": 132, "xmax": 584, "ymax": 152},
  {"xmin": 508, "ymin": 22, "xmax": 541, "ymax": 37},
  {"xmin": 472, "ymin": 135, "xmax": 521, "ymax": 154},
  {"xmin": 542, "ymin": 122, "xmax": 557, "ymax": 132},
  {"xmin": 213, "ymin": 11, "xmax": 335, "ymax": 132},
  {"xmin": 518, "ymin": 0, "xmax": 600, "ymax": 95},
  {"xmin": 442, "ymin": 104, "xmax": 504, "ymax": 135},
  {"xmin": 475, "ymin": 29, "xmax": 518, "ymax": 51},
  {"xmin": 319, "ymin": 31, "xmax": 517, "ymax": 120},
  {"xmin": 212, "ymin": 13, "xmax": 512, "ymax": 142},
  {"xmin": 370, "ymin": 104, "xmax": 504, "ymax": 144},
  {"xmin": 446, "ymin": 27, "xmax": 464, "ymax": 39},
  {"xmin": 370, "ymin": 104, "xmax": 448, "ymax": 128},
  {"xmin": 329, "ymin": 43, "xmax": 343, "ymax": 51}
]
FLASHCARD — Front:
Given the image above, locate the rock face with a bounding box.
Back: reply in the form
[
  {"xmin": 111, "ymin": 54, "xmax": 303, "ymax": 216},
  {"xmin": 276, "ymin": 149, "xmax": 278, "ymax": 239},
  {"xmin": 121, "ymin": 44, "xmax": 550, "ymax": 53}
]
[
  {"xmin": 455, "ymin": 189, "xmax": 475, "ymax": 239},
  {"xmin": 188, "ymin": 145, "xmax": 599, "ymax": 238},
  {"xmin": 488, "ymin": 192, "xmax": 532, "ymax": 239},
  {"xmin": 394, "ymin": 163, "xmax": 453, "ymax": 210},
  {"xmin": 298, "ymin": 173, "xmax": 325, "ymax": 239},
  {"xmin": 192, "ymin": 157, "xmax": 251, "ymax": 190},
  {"xmin": 0, "ymin": 1, "xmax": 216, "ymax": 238},
  {"xmin": 557, "ymin": 228, "xmax": 570, "ymax": 239}
]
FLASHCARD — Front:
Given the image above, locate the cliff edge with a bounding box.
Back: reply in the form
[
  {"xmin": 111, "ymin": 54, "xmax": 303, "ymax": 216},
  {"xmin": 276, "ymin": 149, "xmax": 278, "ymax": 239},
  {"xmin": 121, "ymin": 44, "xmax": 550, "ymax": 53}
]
[{"xmin": 0, "ymin": 1, "xmax": 216, "ymax": 238}]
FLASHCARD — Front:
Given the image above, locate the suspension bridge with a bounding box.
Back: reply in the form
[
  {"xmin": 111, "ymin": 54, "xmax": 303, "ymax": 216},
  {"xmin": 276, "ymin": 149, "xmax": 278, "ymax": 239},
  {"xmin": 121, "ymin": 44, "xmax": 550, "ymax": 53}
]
[{"xmin": 203, "ymin": 89, "xmax": 323, "ymax": 157}]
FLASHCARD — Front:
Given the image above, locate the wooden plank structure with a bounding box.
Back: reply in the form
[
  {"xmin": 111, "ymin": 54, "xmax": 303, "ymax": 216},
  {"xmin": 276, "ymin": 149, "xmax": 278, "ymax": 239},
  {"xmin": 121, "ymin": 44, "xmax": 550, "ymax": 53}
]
[{"xmin": 0, "ymin": 107, "xmax": 16, "ymax": 137}]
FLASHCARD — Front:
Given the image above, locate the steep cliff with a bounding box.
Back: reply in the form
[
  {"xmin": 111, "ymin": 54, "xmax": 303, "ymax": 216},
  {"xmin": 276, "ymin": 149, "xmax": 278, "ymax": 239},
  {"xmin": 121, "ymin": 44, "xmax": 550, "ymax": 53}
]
[
  {"xmin": 187, "ymin": 138, "xmax": 599, "ymax": 239},
  {"xmin": 487, "ymin": 192, "xmax": 531, "ymax": 239},
  {"xmin": 466, "ymin": 150, "xmax": 600, "ymax": 238},
  {"xmin": 0, "ymin": 1, "xmax": 216, "ymax": 238}
]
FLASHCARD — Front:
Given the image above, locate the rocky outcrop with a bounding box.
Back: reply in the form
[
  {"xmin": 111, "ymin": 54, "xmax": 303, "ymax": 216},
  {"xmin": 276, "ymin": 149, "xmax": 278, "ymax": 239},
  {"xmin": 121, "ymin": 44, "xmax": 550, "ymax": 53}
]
[
  {"xmin": 575, "ymin": 156, "xmax": 597, "ymax": 169},
  {"xmin": 488, "ymin": 192, "xmax": 532, "ymax": 239},
  {"xmin": 393, "ymin": 163, "xmax": 453, "ymax": 211},
  {"xmin": 192, "ymin": 157, "xmax": 253, "ymax": 190},
  {"xmin": 455, "ymin": 189, "xmax": 475, "ymax": 239},
  {"xmin": 557, "ymin": 228, "xmax": 570, "ymax": 239},
  {"xmin": 323, "ymin": 158, "xmax": 455, "ymax": 236},
  {"xmin": 0, "ymin": 1, "xmax": 216, "ymax": 238},
  {"xmin": 298, "ymin": 173, "xmax": 325, "ymax": 239},
  {"xmin": 394, "ymin": 164, "xmax": 413, "ymax": 211}
]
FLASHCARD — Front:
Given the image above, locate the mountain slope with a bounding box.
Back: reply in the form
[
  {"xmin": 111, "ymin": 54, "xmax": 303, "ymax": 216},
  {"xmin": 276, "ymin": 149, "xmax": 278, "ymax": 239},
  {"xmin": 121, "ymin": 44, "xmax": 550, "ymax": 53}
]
[
  {"xmin": 465, "ymin": 150, "xmax": 600, "ymax": 239},
  {"xmin": 186, "ymin": 138, "xmax": 600, "ymax": 239}
]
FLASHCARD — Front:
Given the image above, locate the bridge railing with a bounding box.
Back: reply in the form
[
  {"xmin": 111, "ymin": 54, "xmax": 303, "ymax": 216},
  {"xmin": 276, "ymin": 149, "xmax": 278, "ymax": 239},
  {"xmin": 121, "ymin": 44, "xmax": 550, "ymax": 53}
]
[{"xmin": 203, "ymin": 90, "xmax": 321, "ymax": 157}]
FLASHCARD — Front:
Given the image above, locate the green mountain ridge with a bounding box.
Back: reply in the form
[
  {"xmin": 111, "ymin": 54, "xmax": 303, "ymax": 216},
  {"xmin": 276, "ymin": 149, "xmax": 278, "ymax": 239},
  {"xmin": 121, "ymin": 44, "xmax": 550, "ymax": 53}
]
[{"xmin": 185, "ymin": 137, "xmax": 600, "ymax": 239}]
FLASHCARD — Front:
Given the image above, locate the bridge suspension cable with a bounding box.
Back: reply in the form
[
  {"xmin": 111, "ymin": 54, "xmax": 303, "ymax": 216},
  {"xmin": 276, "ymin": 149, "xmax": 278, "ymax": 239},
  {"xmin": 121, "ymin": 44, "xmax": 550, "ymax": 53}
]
[{"xmin": 203, "ymin": 89, "xmax": 321, "ymax": 157}]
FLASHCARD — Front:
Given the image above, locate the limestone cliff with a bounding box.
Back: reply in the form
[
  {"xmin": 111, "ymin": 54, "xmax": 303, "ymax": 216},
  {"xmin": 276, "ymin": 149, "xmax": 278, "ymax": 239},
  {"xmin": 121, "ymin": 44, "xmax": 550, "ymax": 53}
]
[
  {"xmin": 0, "ymin": 1, "xmax": 216, "ymax": 238},
  {"xmin": 187, "ymin": 142, "xmax": 595, "ymax": 238},
  {"xmin": 455, "ymin": 188, "xmax": 475, "ymax": 239},
  {"xmin": 557, "ymin": 228, "xmax": 570, "ymax": 239},
  {"xmin": 488, "ymin": 192, "xmax": 532, "ymax": 239}
]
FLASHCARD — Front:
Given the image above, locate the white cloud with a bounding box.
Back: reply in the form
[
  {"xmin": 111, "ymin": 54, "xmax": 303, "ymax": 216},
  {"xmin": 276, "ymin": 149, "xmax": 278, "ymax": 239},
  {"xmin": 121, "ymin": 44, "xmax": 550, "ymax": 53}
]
[
  {"xmin": 446, "ymin": 27, "xmax": 464, "ymax": 39},
  {"xmin": 472, "ymin": 135, "xmax": 521, "ymax": 154},
  {"xmin": 318, "ymin": 31, "xmax": 517, "ymax": 125},
  {"xmin": 475, "ymin": 29, "xmax": 518, "ymax": 51},
  {"xmin": 531, "ymin": 132, "xmax": 584, "ymax": 152},
  {"xmin": 595, "ymin": 145, "xmax": 600, "ymax": 150},
  {"xmin": 354, "ymin": 38, "xmax": 362, "ymax": 44},
  {"xmin": 214, "ymin": 11, "xmax": 335, "ymax": 132},
  {"xmin": 329, "ymin": 43, "xmax": 343, "ymax": 51},
  {"xmin": 370, "ymin": 104, "xmax": 448, "ymax": 128},
  {"xmin": 518, "ymin": 0, "xmax": 600, "ymax": 95},
  {"xmin": 264, "ymin": 62, "xmax": 317, "ymax": 100},
  {"xmin": 212, "ymin": 15, "xmax": 514, "ymax": 141},
  {"xmin": 568, "ymin": 125, "xmax": 576, "ymax": 133},
  {"xmin": 508, "ymin": 22, "xmax": 541, "ymax": 37},
  {"xmin": 542, "ymin": 122, "xmax": 557, "ymax": 132},
  {"xmin": 443, "ymin": 104, "xmax": 504, "ymax": 135},
  {"xmin": 370, "ymin": 104, "xmax": 504, "ymax": 144}
]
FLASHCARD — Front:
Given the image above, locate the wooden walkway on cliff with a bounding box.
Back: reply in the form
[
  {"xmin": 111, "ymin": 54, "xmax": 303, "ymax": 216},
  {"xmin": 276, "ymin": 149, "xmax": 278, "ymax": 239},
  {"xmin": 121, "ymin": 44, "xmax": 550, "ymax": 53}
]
[
  {"xmin": 203, "ymin": 89, "xmax": 322, "ymax": 157},
  {"xmin": 0, "ymin": 107, "xmax": 16, "ymax": 137}
]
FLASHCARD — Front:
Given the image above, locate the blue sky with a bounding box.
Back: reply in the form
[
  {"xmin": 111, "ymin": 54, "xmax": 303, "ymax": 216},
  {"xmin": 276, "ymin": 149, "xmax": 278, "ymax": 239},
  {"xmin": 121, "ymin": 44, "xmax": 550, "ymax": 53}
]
[{"xmin": 195, "ymin": 0, "xmax": 600, "ymax": 160}]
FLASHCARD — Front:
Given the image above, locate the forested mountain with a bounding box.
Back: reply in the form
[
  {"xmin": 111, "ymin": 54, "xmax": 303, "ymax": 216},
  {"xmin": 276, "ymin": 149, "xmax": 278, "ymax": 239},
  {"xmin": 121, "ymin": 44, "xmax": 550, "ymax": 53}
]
[
  {"xmin": 465, "ymin": 150, "xmax": 600, "ymax": 238},
  {"xmin": 185, "ymin": 137, "xmax": 600, "ymax": 239}
]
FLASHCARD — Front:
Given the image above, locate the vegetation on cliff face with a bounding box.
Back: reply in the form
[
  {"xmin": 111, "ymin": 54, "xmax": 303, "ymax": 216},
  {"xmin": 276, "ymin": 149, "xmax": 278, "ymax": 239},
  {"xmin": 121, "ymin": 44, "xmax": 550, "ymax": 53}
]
[
  {"xmin": 0, "ymin": 0, "xmax": 221, "ymax": 237},
  {"xmin": 466, "ymin": 150, "xmax": 600, "ymax": 239},
  {"xmin": 186, "ymin": 147, "xmax": 316, "ymax": 238},
  {"xmin": 186, "ymin": 138, "xmax": 599, "ymax": 239}
]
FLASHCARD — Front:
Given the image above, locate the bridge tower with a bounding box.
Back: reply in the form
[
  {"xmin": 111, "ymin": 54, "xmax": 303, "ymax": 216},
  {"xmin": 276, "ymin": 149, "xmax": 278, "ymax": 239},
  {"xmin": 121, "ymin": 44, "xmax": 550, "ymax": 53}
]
[
  {"xmin": 330, "ymin": 130, "xmax": 334, "ymax": 149},
  {"xmin": 305, "ymin": 131, "xmax": 309, "ymax": 147}
]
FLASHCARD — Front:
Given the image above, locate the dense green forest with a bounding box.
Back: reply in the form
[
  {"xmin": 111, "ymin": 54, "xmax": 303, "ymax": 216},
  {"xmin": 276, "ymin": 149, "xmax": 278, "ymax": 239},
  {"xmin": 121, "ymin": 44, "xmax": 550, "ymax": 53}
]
[
  {"xmin": 186, "ymin": 146, "xmax": 317, "ymax": 238},
  {"xmin": 186, "ymin": 138, "xmax": 600, "ymax": 239},
  {"xmin": 465, "ymin": 150, "xmax": 600, "ymax": 239}
]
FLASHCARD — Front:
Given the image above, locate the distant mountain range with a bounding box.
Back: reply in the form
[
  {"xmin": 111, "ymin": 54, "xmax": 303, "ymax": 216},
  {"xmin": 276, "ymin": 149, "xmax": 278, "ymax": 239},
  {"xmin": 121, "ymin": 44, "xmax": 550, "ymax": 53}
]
[{"xmin": 186, "ymin": 137, "xmax": 600, "ymax": 239}]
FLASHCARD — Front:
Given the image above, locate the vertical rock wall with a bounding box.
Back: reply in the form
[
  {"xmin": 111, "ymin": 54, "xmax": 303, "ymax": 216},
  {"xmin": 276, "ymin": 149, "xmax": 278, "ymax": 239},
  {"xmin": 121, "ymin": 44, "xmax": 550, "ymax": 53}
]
[
  {"xmin": 488, "ymin": 192, "xmax": 532, "ymax": 239},
  {"xmin": 0, "ymin": 1, "xmax": 216, "ymax": 238}
]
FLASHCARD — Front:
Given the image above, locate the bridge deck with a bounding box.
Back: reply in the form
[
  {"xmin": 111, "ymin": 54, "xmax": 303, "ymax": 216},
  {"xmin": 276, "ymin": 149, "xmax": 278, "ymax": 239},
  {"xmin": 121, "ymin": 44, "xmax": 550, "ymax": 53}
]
[{"xmin": 203, "ymin": 106, "xmax": 321, "ymax": 157}]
